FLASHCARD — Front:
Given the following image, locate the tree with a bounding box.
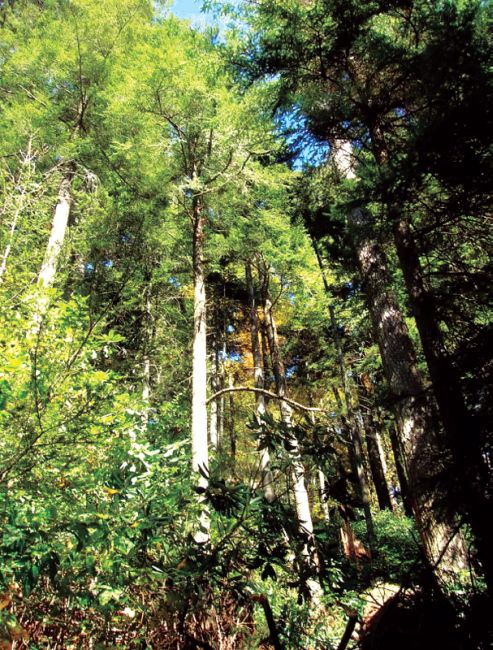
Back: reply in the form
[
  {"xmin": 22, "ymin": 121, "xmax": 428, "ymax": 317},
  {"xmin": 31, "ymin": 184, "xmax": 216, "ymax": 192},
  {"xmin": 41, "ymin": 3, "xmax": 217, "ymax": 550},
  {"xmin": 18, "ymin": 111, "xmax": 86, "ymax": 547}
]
[{"xmin": 226, "ymin": 0, "xmax": 490, "ymax": 588}]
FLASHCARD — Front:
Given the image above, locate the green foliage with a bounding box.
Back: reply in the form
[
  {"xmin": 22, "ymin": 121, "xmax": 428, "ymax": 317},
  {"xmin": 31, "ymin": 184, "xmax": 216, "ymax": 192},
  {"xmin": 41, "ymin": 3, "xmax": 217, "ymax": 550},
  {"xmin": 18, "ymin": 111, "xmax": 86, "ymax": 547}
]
[
  {"xmin": 0, "ymin": 0, "xmax": 490, "ymax": 647},
  {"xmin": 354, "ymin": 511, "xmax": 420, "ymax": 584}
]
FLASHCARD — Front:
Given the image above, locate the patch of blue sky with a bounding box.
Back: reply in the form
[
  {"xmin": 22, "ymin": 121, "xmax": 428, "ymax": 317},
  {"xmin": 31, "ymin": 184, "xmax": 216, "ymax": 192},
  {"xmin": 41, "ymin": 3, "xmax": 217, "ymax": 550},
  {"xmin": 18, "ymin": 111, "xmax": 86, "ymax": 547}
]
[
  {"xmin": 169, "ymin": 0, "xmax": 243, "ymax": 37},
  {"xmin": 276, "ymin": 109, "xmax": 329, "ymax": 171},
  {"xmin": 218, "ymin": 349, "xmax": 241, "ymax": 362},
  {"xmin": 169, "ymin": 0, "xmax": 222, "ymax": 29},
  {"xmin": 285, "ymin": 365, "xmax": 297, "ymax": 379}
]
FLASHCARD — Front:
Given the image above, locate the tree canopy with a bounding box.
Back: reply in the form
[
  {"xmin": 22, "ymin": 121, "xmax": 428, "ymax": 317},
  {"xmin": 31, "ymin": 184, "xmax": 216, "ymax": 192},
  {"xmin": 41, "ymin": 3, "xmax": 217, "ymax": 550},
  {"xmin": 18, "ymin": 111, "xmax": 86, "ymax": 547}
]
[{"xmin": 0, "ymin": 1, "xmax": 491, "ymax": 648}]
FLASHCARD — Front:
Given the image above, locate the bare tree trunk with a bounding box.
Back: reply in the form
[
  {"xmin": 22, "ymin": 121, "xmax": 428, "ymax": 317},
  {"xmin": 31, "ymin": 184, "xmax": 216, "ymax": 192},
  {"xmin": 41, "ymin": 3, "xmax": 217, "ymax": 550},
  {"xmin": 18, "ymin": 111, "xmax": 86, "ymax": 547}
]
[
  {"xmin": 388, "ymin": 425, "xmax": 413, "ymax": 517},
  {"xmin": 318, "ymin": 469, "xmax": 330, "ymax": 524},
  {"xmin": 29, "ymin": 167, "xmax": 75, "ymax": 334},
  {"xmin": 218, "ymin": 333, "xmax": 226, "ymax": 445},
  {"xmin": 365, "ymin": 424, "xmax": 393, "ymax": 511},
  {"xmin": 357, "ymin": 382, "xmax": 394, "ymax": 511},
  {"xmin": 259, "ymin": 263, "xmax": 320, "ymax": 597},
  {"xmin": 38, "ymin": 170, "xmax": 73, "ymax": 289},
  {"xmin": 228, "ymin": 372, "xmax": 236, "ymax": 465},
  {"xmin": 347, "ymin": 411, "xmax": 375, "ymax": 549},
  {"xmin": 307, "ymin": 394, "xmax": 332, "ymax": 526},
  {"xmin": 312, "ymin": 237, "xmax": 375, "ymax": 548},
  {"xmin": 246, "ymin": 261, "xmax": 274, "ymax": 502},
  {"xmin": 142, "ymin": 354, "xmax": 151, "ymax": 402},
  {"xmin": 209, "ymin": 343, "xmax": 219, "ymax": 452},
  {"xmin": 348, "ymin": 206, "xmax": 467, "ymax": 581},
  {"xmin": 191, "ymin": 191, "xmax": 209, "ymax": 544}
]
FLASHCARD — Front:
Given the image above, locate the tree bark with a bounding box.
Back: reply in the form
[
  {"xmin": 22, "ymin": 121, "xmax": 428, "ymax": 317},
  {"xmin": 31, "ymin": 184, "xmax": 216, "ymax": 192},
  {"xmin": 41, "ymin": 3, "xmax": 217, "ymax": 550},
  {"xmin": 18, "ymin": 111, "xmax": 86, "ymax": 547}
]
[
  {"xmin": 218, "ymin": 331, "xmax": 226, "ymax": 444},
  {"xmin": 368, "ymin": 125, "xmax": 490, "ymax": 586},
  {"xmin": 348, "ymin": 206, "xmax": 466, "ymax": 581},
  {"xmin": 246, "ymin": 261, "xmax": 275, "ymax": 502},
  {"xmin": 365, "ymin": 424, "xmax": 393, "ymax": 511},
  {"xmin": 30, "ymin": 167, "xmax": 75, "ymax": 333},
  {"xmin": 191, "ymin": 191, "xmax": 210, "ymax": 544},
  {"xmin": 357, "ymin": 384, "xmax": 394, "ymax": 512}
]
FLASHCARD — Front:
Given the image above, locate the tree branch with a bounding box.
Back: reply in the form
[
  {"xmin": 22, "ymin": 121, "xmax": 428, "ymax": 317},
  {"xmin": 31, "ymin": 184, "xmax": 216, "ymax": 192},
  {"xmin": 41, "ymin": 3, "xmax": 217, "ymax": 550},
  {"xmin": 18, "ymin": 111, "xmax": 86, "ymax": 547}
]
[{"xmin": 206, "ymin": 386, "xmax": 323, "ymax": 413}]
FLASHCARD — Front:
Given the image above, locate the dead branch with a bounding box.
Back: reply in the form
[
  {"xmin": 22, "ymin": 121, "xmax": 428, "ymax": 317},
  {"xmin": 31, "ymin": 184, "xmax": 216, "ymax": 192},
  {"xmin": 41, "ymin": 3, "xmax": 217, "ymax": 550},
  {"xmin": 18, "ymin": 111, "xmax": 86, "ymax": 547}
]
[{"xmin": 206, "ymin": 386, "xmax": 324, "ymax": 413}]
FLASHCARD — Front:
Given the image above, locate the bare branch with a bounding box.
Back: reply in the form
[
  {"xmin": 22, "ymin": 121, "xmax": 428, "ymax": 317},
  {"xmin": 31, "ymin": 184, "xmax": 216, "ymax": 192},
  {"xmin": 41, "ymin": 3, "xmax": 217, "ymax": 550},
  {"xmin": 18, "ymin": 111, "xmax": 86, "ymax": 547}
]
[{"xmin": 206, "ymin": 386, "xmax": 324, "ymax": 413}]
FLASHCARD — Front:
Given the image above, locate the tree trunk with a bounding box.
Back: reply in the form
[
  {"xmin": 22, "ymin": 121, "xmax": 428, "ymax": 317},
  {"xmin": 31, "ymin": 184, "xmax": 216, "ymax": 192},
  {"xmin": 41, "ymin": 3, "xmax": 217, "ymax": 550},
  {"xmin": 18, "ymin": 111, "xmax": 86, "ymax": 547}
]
[
  {"xmin": 30, "ymin": 168, "xmax": 75, "ymax": 333},
  {"xmin": 246, "ymin": 261, "xmax": 274, "ymax": 502},
  {"xmin": 228, "ymin": 372, "xmax": 236, "ymax": 465},
  {"xmin": 388, "ymin": 425, "xmax": 413, "ymax": 517},
  {"xmin": 357, "ymin": 383, "xmax": 394, "ymax": 511},
  {"xmin": 365, "ymin": 424, "xmax": 393, "ymax": 511},
  {"xmin": 369, "ymin": 126, "xmax": 489, "ymax": 585},
  {"xmin": 191, "ymin": 192, "xmax": 209, "ymax": 545},
  {"xmin": 312, "ymin": 237, "xmax": 375, "ymax": 548},
  {"xmin": 209, "ymin": 343, "xmax": 219, "ymax": 452},
  {"xmin": 259, "ymin": 263, "xmax": 320, "ymax": 596},
  {"xmin": 38, "ymin": 171, "xmax": 73, "ymax": 289},
  {"xmin": 392, "ymin": 215, "xmax": 493, "ymax": 593},
  {"xmin": 142, "ymin": 281, "xmax": 152, "ymax": 417},
  {"xmin": 218, "ymin": 332, "xmax": 226, "ymax": 444},
  {"xmin": 318, "ymin": 469, "xmax": 330, "ymax": 524},
  {"xmin": 348, "ymin": 206, "xmax": 466, "ymax": 581}
]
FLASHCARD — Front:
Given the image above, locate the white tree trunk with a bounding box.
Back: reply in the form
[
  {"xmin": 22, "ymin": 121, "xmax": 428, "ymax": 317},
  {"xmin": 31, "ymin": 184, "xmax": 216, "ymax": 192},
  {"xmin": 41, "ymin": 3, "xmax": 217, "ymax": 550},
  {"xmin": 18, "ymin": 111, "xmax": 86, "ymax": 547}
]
[
  {"xmin": 261, "ymin": 270, "xmax": 320, "ymax": 597},
  {"xmin": 30, "ymin": 171, "xmax": 74, "ymax": 334},
  {"xmin": 191, "ymin": 193, "xmax": 210, "ymax": 544},
  {"xmin": 318, "ymin": 469, "xmax": 330, "ymax": 523},
  {"xmin": 209, "ymin": 346, "xmax": 219, "ymax": 451},
  {"xmin": 142, "ymin": 355, "xmax": 151, "ymax": 403},
  {"xmin": 38, "ymin": 173, "xmax": 72, "ymax": 288}
]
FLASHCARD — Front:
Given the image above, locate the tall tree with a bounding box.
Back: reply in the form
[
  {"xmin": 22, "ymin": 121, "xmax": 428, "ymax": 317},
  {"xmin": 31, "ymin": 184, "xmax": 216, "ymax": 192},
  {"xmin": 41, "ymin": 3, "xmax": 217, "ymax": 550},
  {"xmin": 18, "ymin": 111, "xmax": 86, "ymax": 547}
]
[
  {"xmin": 228, "ymin": 0, "xmax": 489, "ymax": 586},
  {"xmin": 246, "ymin": 259, "xmax": 275, "ymax": 502},
  {"xmin": 259, "ymin": 259, "xmax": 321, "ymax": 597}
]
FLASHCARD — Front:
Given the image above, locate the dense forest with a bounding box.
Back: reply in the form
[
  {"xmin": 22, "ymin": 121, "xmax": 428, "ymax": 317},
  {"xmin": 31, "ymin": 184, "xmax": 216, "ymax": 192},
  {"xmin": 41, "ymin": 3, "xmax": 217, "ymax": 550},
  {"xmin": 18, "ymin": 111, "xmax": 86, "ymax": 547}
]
[{"xmin": 0, "ymin": 0, "xmax": 491, "ymax": 647}]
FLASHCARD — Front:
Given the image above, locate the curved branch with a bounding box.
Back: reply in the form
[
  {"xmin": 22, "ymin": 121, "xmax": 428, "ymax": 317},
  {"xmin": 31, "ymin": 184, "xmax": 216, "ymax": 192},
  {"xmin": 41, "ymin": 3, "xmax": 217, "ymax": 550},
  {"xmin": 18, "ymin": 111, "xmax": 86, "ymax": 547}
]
[{"xmin": 206, "ymin": 386, "xmax": 324, "ymax": 413}]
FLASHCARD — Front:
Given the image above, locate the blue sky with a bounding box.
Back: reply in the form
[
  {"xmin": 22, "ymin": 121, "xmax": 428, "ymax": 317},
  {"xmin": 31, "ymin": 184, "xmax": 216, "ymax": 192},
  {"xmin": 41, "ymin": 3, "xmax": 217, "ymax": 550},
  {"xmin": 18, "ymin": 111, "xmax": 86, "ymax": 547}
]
[{"xmin": 170, "ymin": 0, "xmax": 213, "ymax": 24}]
